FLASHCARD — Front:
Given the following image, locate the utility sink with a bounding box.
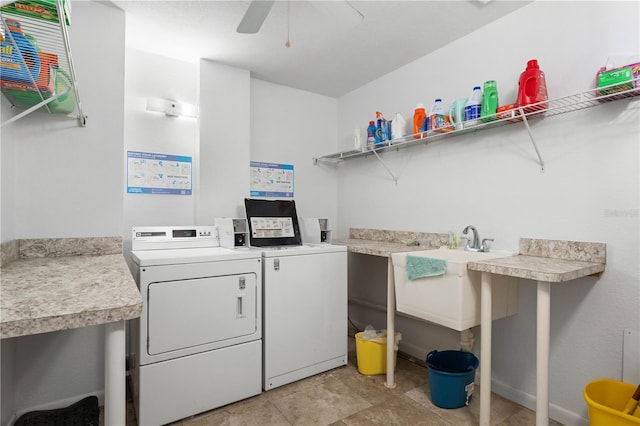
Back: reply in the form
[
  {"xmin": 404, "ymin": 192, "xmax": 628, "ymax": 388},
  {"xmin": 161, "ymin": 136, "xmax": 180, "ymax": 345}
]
[{"xmin": 391, "ymin": 247, "xmax": 518, "ymax": 331}]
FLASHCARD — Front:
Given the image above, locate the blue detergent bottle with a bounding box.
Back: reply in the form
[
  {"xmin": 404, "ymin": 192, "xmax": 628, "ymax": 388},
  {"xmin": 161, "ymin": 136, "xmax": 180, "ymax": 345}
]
[
  {"xmin": 464, "ymin": 86, "xmax": 482, "ymax": 127},
  {"xmin": 366, "ymin": 121, "xmax": 376, "ymax": 148},
  {"xmin": 375, "ymin": 112, "xmax": 389, "ymax": 144}
]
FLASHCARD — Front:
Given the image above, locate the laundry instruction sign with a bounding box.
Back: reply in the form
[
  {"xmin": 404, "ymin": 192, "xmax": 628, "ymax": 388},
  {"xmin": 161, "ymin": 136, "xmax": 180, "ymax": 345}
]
[
  {"xmin": 127, "ymin": 151, "xmax": 192, "ymax": 195},
  {"xmin": 250, "ymin": 161, "xmax": 294, "ymax": 198}
]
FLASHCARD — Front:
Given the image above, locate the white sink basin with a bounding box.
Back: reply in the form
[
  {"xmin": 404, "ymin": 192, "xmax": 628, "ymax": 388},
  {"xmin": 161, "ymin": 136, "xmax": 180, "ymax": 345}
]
[{"xmin": 391, "ymin": 247, "xmax": 518, "ymax": 331}]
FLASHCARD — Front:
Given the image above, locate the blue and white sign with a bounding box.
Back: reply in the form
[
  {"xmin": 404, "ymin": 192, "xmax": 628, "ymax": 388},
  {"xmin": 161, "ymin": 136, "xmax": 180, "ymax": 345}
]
[
  {"xmin": 250, "ymin": 161, "xmax": 294, "ymax": 198},
  {"xmin": 127, "ymin": 151, "xmax": 192, "ymax": 195}
]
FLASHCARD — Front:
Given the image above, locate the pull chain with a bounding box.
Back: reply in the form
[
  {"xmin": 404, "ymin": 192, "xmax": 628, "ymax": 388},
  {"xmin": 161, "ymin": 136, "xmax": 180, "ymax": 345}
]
[{"xmin": 285, "ymin": 0, "xmax": 291, "ymax": 48}]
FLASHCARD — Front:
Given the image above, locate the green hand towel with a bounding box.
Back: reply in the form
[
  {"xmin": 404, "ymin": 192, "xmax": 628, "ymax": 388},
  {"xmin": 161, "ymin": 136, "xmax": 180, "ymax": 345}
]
[{"xmin": 406, "ymin": 255, "xmax": 448, "ymax": 280}]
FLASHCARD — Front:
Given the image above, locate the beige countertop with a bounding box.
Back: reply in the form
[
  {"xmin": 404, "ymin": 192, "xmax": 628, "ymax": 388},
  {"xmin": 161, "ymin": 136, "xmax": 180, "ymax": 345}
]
[
  {"xmin": 467, "ymin": 255, "xmax": 605, "ymax": 282},
  {"xmin": 333, "ymin": 228, "xmax": 450, "ymax": 257},
  {"xmin": 334, "ymin": 230, "xmax": 607, "ymax": 282},
  {"xmin": 1, "ymin": 238, "xmax": 142, "ymax": 339},
  {"xmin": 468, "ymin": 237, "xmax": 606, "ymax": 282}
]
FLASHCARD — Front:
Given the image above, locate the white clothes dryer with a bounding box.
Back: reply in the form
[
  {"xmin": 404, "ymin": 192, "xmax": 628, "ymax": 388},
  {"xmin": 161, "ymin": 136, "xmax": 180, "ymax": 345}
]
[{"xmin": 129, "ymin": 226, "xmax": 262, "ymax": 426}]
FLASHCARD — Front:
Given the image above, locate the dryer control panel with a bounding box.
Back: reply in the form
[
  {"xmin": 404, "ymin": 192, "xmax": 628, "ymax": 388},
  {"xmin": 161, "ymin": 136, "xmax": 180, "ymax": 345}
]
[{"xmin": 132, "ymin": 226, "xmax": 219, "ymax": 250}]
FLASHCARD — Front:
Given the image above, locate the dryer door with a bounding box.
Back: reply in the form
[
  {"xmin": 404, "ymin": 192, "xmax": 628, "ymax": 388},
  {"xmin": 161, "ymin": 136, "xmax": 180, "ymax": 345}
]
[{"xmin": 147, "ymin": 273, "xmax": 257, "ymax": 355}]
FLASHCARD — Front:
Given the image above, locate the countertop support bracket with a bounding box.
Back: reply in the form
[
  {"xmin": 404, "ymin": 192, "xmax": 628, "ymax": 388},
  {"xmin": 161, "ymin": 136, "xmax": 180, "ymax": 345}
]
[{"xmin": 519, "ymin": 107, "xmax": 545, "ymax": 173}]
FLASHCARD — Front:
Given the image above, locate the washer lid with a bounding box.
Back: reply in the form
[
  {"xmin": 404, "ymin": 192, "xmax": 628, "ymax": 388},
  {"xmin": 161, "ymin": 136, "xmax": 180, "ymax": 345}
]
[
  {"xmin": 259, "ymin": 243, "xmax": 347, "ymax": 257},
  {"xmin": 131, "ymin": 246, "xmax": 260, "ymax": 266}
]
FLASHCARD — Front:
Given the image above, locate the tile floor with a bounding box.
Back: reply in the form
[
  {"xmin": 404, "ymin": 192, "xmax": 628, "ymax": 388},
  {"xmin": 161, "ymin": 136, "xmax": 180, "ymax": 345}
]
[{"xmin": 116, "ymin": 336, "xmax": 563, "ymax": 426}]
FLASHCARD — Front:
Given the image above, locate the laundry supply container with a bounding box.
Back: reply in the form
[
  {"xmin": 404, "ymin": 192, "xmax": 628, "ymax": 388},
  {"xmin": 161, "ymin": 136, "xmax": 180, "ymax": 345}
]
[
  {"xmin": 355, "ymin": 330, "xmax": 399, "ymax": 376},
  {"xmin": 584, "ymin": 378, "xmax": 640, "ymax": 425},
  {"xmin": 426, "ymin": 350, "xmax": 479, "ymax": 409}
]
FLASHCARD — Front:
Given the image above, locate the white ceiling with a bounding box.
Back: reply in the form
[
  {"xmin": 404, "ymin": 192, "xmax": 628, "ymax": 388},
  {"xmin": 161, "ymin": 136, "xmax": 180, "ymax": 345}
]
[{"xmin": 111, "ymin": 0, "xmax": 532, "ymax": 98}]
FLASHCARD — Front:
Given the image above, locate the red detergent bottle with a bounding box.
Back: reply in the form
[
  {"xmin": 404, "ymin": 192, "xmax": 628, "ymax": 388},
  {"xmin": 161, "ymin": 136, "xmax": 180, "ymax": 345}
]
[{"xmin": 516, "ymin": 59, "xmax": 548, "ymax": 113}]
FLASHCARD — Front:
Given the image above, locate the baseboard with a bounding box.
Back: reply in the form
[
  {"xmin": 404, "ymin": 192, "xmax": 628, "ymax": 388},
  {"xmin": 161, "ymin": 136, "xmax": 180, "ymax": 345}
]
[
  {"xmin": 491, "ymin": 378, "xmax": 589, "ymax": 426},
  {"xmin": 397, "ymin": 339, "xmax": 430, "ymax": 364},
  {"xmin": 10, "ymin": 391, "xmax": 104, "ymax": 425}
]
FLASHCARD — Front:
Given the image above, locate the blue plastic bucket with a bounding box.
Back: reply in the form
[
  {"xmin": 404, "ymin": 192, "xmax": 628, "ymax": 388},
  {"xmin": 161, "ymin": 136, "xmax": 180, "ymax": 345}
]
[{"xmin": 426, "ymin": 350, "xmax": 479, "ymax": 409}]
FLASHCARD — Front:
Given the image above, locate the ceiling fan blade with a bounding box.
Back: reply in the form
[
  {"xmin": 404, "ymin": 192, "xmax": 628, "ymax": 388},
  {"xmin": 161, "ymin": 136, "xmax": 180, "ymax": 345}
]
[{"xmin": 237, "ymin": 0, "xmax": 275, "ymax": 34}]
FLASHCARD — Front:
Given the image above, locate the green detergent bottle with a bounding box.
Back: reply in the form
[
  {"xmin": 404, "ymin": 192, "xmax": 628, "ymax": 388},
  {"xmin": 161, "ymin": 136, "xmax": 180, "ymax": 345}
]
[{"xmin": 481, "ymin": 80, "xmax": 498, "ymax": 122}]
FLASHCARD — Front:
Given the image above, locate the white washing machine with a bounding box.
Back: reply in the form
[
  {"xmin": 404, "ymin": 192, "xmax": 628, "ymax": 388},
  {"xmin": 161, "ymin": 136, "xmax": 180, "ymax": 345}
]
[
  {"xmin": 242, "ymin": 199, "xmax": 348, "ymax": 390},
  {"xmin": 129, "ymin": 226, "xmax": 263, "ymax": 426}
]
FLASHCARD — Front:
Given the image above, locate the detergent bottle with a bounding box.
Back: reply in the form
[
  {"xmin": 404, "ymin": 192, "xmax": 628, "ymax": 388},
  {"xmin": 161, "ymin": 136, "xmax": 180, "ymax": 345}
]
[
  {"xmin": 391, "ymin": 112, "xmax": 406, "ymax": 140},
  {"xmin": 464, "ymin": 86, "xmax": 482, "ymax": 127},
  {"xmin": 366, "ymin": 121, "xmax": 376, "ymax": 149},
  {"xmin": 428, "ymin": 98, "xmax": 453, "ymax": 133},
  {"xmin": 516, "ymin": 59, "xmax": 548, "ymax": 113},
  {"xmin": 449, "ymin": 99, "xmax": 466, "ymax": 131},
  {"xmin": 428, "ymin": 99, "xmax": 443, "ymax": 131},
  {"xmin": 481, "ymin": 80, "xmax": 499, "ymax": 122},
  {"xmin": 375, "ymin": 112, "xmax": 389, "ymax": 144},
  {"xmin": 353, "ymin": 127, "xmax": 362, "ymax": 150},
  {"xmin": 413, "ymin": 104, "xmax": 427, "ymax": 139}
]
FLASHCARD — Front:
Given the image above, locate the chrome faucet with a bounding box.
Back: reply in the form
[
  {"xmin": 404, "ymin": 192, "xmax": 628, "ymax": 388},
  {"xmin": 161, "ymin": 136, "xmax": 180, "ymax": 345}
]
[
  {"xmin": 462, "ymin": 225, "xmax": 494, "ymax": 252},
  {"xmin": 462, "ymin": 225, "xmax": 480, "ymax": 250}
]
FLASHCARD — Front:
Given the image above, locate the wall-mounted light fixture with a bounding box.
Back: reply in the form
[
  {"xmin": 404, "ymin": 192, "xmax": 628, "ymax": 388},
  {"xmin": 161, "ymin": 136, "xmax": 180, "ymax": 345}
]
[{"xmin": 145, "ymin": 97, "xmax": 198, "ymax": 118}]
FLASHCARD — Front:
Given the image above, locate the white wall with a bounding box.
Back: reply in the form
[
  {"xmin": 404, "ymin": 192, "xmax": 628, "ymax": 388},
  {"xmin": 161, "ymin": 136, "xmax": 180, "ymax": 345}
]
[
  {"xmin": 250, "ymin": 79, "xmax": 339, "ymax": 225},
  {"xmin": 336, "ymin": 2, "xmax": 639, "ymax": 424},
  {"xmin": 13, "ymin": 327, "xmax": 104, "ymax": 414},
  {"xmin": 123, "ymin": 49, "xmax": 198, "ymax": 248},
  {"xmin": 197, "ymin": 60, "xmax": 251, "ymax": 221},
  {"xmin": 120, "ymin": 58, "xmax": 340, "ymax": 240},
  {"xmin": 0, "ymin": 0, "xmax": 125, "ymax": 417},
  {"xmin": 122, "ymin": 55, "xmax": 340, "ymax": 236},
  {"xmin": 1, "ymin": 114, "xmax": 16, "ymax": 243}
]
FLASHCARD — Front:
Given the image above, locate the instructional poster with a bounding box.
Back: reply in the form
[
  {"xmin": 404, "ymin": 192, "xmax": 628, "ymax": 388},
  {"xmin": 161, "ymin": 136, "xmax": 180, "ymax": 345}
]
[
  {"xmin": 250, "ymin": 161, "xmax": 294, "ymax": 198},
  {"xmin": 127, "ymin": 151, "xmax": 192, "ymax": 195},
  {"xmin": 249, "ymin": 217, "xmax": 295, "ymax": 238}
]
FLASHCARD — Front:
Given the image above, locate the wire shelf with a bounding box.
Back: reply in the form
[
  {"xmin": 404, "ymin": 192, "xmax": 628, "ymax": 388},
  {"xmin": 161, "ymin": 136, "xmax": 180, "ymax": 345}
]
[
  {"xmin": 1, "ymin": 0, "xmax": 86, "ymax": 127},
  {"xmin": 314, "ymin": 77, "xmax": 640, "ymax": 165}
]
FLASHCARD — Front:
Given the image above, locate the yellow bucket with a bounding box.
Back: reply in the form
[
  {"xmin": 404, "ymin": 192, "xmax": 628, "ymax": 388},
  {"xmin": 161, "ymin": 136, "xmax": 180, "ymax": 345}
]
[
  {"xmin": 355, "ymin": 331, "xmax": 397, "ymax": 376},
  {"xmin": 584, "ymin": 378, "xmax": 640, "ymax": 425}
]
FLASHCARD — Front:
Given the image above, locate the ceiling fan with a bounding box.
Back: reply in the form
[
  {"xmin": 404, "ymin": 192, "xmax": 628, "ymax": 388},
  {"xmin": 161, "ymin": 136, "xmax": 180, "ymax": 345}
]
[
  {"xmin": 237, "ymin": 0, "xmax": 275, "ymax": 34},
  {"xmin": 236, "ymin": 0, "xmax": 364, "ymax": 35}
]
